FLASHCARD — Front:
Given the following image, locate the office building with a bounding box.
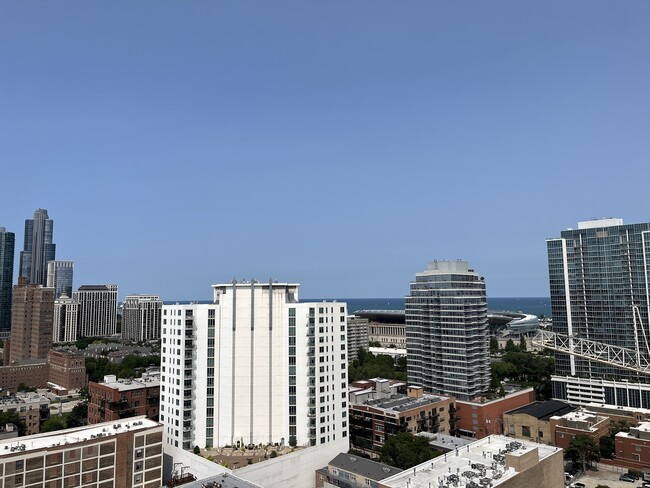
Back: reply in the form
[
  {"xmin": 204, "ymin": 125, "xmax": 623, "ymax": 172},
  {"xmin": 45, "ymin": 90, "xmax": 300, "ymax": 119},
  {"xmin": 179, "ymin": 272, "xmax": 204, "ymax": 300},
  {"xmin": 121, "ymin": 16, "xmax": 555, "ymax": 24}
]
[
  {"xmin": 74, "ymin": 285, "xmax": 118, "ymax": 337},
  {"xmin": 88, "ymin": 371, "xmax": 160, "ymax": 424},
  {"xmin": 548, "ymin": 219, "xmax": 650, "ymax": 401},
  {"xmin": 0, "ymin": 227, "xmax": 15, "ymax": 333},
  {"xmin": 405, "ymin": 260, "xmax": 490, "ymax": 401},
  {"xmin": 46, "ymin": 260, "xmax": 74, "ymax": 298},
  {"xmin": 377, "ymin": 435, "xmax": 564, "ymax": 488},
  {"xmin": 160, "ymin": 280, "xmax": 349, "ymax": 452},
  {"xmin": 19, "ymin": 208, "xmax": 55, "ymax": 286},
  {"xmin": 53, "ymin": 295, "xmax": 80, "ymax": 343},
  {"xmin": 9, "ymin": 277, "xmax": 55, "ymax": 363},
  {"xmin": 0, "ymin": 416, "xmax": 162, "ymax": 488},
  {"xmin": 122, "ymin": 294, "xmax": 163, "ymax": 341}
]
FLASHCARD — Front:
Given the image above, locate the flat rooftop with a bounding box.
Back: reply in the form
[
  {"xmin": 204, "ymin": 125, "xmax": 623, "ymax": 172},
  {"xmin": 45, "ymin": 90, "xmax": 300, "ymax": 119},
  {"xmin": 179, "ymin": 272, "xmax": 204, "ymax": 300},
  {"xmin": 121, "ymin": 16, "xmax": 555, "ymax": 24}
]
[
  {"xmin": 364, "ymin": 394, "xmax": 449, "ymax": 413},
  {"xmin": 179, "ymin": 473, "xmax": 262, "ymax": 488},
  {"xmin": 98, "ymin": 372, "xmax": 160, "ymax": 391},
  {"xmin": 381, "ymin": 435, "xmax": 560, "ymax": 488},
  {"xmin": 0, "ymin": 416, "xmax": 159, "ymax": 454}
]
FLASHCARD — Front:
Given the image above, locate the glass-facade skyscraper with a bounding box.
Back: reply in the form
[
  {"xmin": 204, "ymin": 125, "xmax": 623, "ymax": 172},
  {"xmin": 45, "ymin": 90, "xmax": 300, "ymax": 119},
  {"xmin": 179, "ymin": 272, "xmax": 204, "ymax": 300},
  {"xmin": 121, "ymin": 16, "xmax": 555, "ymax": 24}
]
[
  {"xmin": 47, "ymin": 260, "xmax": 74, "ymax": 298},
  {"xmin": 548, "ymin": 218, "xmax": 650, "ymax": 386},
  {"xmin": 19, "ymin": 208, "xmax": 56, "ymax": 286},
  {"xmin": 0, "ymin": 227, "xmax": 15, "ymax": 333},
  {"xmin": 406, "ymin": 260, "xmax": 491, "ymax": 401}
]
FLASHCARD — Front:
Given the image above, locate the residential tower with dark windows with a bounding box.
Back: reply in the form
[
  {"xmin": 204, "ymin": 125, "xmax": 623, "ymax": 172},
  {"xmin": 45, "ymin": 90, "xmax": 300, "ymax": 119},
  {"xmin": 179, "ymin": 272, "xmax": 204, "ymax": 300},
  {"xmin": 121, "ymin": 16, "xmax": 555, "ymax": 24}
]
[
  {"xmin": 0, "ymin": 227, "xmax": 15, "ymax": 334},
  {"xmin": 19, "ymin": 208, "xmax": 55, "ymax": 286}
]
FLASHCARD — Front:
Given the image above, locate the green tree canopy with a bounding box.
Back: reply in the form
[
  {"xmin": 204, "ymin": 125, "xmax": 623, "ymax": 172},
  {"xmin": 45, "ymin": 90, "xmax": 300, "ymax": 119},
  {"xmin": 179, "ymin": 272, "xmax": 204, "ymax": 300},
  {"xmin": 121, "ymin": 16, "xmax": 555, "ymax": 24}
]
[
  {"xmin": 379, "ymin": 432, "xmax": 441, "ymax": 470},
  {"xmin": 0, "ymin": 411, "xmax": 27, "ymax": 436},
  {"xmin": 567, "ymin": 434, "xmax": 600, "ymax": 473},
  {"xmin": 41, "ymin": 416, "xmax": 67, "ymax": 433}
]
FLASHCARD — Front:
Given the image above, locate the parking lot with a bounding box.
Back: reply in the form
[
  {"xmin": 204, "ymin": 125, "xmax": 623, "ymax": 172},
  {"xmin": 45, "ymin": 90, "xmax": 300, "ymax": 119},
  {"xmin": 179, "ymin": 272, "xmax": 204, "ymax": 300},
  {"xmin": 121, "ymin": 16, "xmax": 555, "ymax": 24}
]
[{"xmin": 569, "ymin": 463, "xmax": 648, "ymax": 488}]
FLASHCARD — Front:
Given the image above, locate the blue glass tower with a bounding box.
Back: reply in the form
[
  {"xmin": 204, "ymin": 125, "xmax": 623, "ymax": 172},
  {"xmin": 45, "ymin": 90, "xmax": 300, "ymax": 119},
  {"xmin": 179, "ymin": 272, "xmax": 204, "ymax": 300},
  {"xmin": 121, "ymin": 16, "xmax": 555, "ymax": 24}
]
[
  {"xmin": 0, "ymin": 227, "xmax": 15, "ymax": 333},
  {"xmin": 19, "ymin": 209, "xmax": 55, "ymax": 286}
]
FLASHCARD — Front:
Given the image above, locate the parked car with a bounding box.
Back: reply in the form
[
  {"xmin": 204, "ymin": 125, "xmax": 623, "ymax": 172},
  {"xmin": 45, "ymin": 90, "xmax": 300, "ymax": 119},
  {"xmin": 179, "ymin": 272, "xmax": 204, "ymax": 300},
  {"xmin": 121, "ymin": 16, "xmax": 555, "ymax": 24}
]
[{"xmin": 621, "ymin": 474, "xmax": 636, "ymax": 482}]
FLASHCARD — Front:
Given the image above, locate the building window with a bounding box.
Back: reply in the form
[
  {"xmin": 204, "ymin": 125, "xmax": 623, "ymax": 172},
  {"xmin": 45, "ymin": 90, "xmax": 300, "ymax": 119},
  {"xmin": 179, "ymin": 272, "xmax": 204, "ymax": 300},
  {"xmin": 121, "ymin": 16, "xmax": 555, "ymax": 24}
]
[{"xmin": 521, "ymin": 426, "xmax": 531, "ymax": 437}]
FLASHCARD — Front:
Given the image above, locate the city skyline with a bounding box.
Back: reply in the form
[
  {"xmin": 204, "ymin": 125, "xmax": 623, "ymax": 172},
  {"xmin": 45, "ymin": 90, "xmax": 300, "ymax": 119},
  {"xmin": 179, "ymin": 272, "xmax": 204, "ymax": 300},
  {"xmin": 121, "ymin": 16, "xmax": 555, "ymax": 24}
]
[{"xmin": 2, "ymin": 3, "xmax": 650, "ymax": 299}]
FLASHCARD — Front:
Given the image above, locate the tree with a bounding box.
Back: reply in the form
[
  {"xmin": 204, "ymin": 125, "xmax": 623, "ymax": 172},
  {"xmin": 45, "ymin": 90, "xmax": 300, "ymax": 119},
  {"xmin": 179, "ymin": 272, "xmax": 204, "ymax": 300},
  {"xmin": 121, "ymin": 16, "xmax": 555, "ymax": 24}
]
[
  {"xmin": 519, "ymin": 336, "xmax": 527, "ymax": 351},
  {"xmin": 489, "ymin": 337, "xmax": 499, "ymax": 353},
  {"xmin": 379, "ymin": 432, "xmax": 441, "ymax": 470},
  {"xmin": 193, "ymin": 446, "xmax": 201, "ymax": 455},
  {"xmin": 41, "ymin": 416, "xmax": 67, "ymax": 433},
  {"xmin": 504, "ymin": 339, "xmax": 518, "ymax": 353},
  {"xmin": 599, "ymin": 435, "xmax": 615, "ymax": 459},
  {"xmin": 66, "ymin": 403, "xmax": 88, "ymax": 428},
  {"xmin": 566, "ymin": 434, "xmax": 600, "ymax": 473},
  {"xmin": 0, "ymin": 411, "xmax": 27, "ymax": 436}
]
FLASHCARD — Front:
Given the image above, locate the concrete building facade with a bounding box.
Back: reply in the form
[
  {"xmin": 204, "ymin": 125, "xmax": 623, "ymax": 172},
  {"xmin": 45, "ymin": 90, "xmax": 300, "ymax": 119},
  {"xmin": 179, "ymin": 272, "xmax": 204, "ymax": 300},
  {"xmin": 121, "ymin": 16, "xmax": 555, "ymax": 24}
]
[
  {"xmin": 160, "ymin": 280, "xmax": 349, "ymax": 452},
  {"xmin": 0, "ymin": 416, "xmax": 162, "ymax": 488},
  {"xmin": 74, "ymin": 285, "xmax": 118, "ymax": 338},
  {"xmin": 0, "ymin": 392, "xmax": 50, "ymax": 436},
  {"xmin": 406, "ymin": 260, "xmax": 490, "ymax": 400},
  {"xmin": 121, "ymin": 295, "xmax": 162, "ymax": 342}
]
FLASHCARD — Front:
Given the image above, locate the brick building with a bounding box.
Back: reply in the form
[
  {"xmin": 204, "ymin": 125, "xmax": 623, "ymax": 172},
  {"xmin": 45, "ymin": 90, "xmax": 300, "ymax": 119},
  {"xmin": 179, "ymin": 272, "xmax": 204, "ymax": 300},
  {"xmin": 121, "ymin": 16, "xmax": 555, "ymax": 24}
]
[
  {"xmin": 88, "ymin": 371, "xmax": 160, "ymax": 425},
  {"xmin": 0, "ymin": 416, "xmax": 162, "ymax": 488},
  {"xmin": 552, "ymin": 409, "xmax": 610, "ymax": 450},
  {"xmin": 502, "ymin": 400, "xmax": 575, "ymax": 445},
  {"xmin": 349, "ymin": 378, "xmax": 455, "ymax": 453},
  {"xmin": 47, "ymin": 349, "xmax": 86, "ymax": 392},
  {"xmin": 616, "ymin": 421, "xmax": 650, "ymax": 469},
  {"xmin": 455, "ymin": 388, "xmax": 536, "ymax": 439}
]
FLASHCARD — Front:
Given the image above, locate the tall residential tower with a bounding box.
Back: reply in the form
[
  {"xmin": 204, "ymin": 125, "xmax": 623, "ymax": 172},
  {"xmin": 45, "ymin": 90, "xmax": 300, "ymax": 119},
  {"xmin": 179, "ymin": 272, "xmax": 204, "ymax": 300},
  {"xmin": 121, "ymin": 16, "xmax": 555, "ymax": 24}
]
[
  {"xmin": 160, "ymin": 280, "xmax": 349, "ymax": 453},
  {"xmin": 406, "ymin": 260, "xmax": 490, "ymax": 401},
  {"xmin": 122, "ymin": 294, "xmax": 162, "ymax": 341},
  {"xmin": 549, "ymin": 219, "xmax": 650, "ymax": 406},
  {"xmin": 0, "ymin": 227, "xmax": 15, "ymax": 333},
  {"xmin": 46, "ymin": 260, "xmax": 74, "ymax": 298},
  {"xmin": 19, "ymin": 209, "xmax": 55, "ymax": 286}
]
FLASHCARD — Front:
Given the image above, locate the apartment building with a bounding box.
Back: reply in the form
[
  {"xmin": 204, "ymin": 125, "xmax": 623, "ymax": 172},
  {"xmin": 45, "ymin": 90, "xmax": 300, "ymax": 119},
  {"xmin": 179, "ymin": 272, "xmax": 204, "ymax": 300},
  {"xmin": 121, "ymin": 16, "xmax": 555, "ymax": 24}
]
[{"xmin": 88, "ymin": 371, "xmax": 160, "ymax": 424}]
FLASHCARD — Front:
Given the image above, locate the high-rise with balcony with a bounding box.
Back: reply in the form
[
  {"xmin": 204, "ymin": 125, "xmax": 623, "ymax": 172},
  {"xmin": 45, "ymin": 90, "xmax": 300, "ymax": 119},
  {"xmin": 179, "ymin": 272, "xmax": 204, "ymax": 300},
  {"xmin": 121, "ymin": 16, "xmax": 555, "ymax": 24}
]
[
  {"xmin": 122, "ymin": 294, "xmax": 163, "ymax": 341},
  {"xmin": 160, "ymin": 280, "xmax": 349, "ymax": 453},
  {"xmin": 405, "ymin": 260, "xmax": 490, "ymax": 401},
  {"xmin": 0, "ymin": 227, "xmax": 15, "ymax": 333},
  {"xmin": 549, "ymin": 219, "xmax": 650, "ymax": 406},
  {"xmin": 19, "ymin": 208, "xmax": 55, "ymax": 286},
  {"xmin": 47, "ymin": 260, "xmax": 74, "ymax": 298}
]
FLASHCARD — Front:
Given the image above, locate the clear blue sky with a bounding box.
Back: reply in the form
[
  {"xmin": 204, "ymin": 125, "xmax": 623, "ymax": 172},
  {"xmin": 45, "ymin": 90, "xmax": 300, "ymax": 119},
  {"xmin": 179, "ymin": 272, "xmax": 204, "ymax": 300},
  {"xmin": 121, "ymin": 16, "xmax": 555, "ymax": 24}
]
[{"xmin": 1, "ymin": 2, "xmax": 649, "ymax": 300}]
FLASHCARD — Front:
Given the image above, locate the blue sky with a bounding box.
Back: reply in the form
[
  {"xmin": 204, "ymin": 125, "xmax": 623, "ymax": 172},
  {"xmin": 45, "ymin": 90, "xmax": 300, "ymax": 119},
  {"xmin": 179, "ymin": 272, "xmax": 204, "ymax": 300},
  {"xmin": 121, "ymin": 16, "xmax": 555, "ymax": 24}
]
[{"xmin": 1, "ymin": 2, "xmax": 649, "ymax": 300}]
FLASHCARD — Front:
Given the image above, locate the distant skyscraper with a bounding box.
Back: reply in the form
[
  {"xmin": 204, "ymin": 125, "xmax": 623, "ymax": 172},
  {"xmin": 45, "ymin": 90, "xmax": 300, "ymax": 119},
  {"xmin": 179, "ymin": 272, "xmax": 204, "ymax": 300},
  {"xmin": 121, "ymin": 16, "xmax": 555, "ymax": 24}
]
[
  {"xmin": 19, "ymin": 209, "xmax": 55, "ymax": 286},
  {"xmin": 53, "ymin": 295, "xmax": 80, "ymax": 343},
  {"xmin": 47, "ymin": 260, "xmax": 74, "ymax": 299},
  {"xmin": 405, "ymin": 260, "xmax": 490, "ymax": 401},
  {"xmin": 549, "ymin": 218, "xmax": 650, "ymax": 388},
  {"xmin": 0, "ymin": 227, "xmax": 15, "ymax": 333},
  {"xmin": 73, "ymin": 285, "xmax": 118, "ymax": 338},
  {"xmin": 9, "ymin": 277, "xmax": 55, "ymax": 363},
  {"xmin": 122, "ymin": 294, "xmax": 162, "ymax": 341}
]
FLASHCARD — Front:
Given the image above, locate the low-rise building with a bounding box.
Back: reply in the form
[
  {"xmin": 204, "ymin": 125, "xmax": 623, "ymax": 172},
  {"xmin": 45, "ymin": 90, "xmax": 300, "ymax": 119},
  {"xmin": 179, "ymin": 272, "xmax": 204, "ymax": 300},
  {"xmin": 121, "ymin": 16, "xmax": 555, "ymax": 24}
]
[
  {"xmin": 615, "ymin": 421, "xmax": 650, "ymax": 469},
  {"xmin": 502, "ymin": 400, "xmax": 575, "ymax": 445},
  {"xmin": 0, "ymin": 392, "xmax": 50, "ymax": 435},
  {"xmin": 378, "ymin": 435, "xmax": 564, "ymax": 488},
  {"xmin": 455, "ymin": 387, "xmax": 536, "ymax": 439},
  {"xmin": 0, "ymin": 416, "xmax": 162, "ymax": 488},
  {"xmin": 316, "ymin": 452, "xmax": 402, "ymax": 488},
  {"xmin": 552, "ymin": 409, "xmax": 609, "ymax": 450},
  {"xmin": 88, "ymin": 370, "xmax": 160, "ymax": 424},
  {"xmin": 349, "ymin": 378, "xmax": 454, "ymax": 453}
]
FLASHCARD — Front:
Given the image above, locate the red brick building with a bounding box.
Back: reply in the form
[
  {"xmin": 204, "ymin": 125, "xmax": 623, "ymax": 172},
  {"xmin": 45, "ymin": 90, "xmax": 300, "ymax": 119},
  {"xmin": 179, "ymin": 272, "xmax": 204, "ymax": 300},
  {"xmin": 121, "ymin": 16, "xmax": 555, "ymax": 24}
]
[
  {"xmin": 47, "ymin": 349, "xmax": 86, "ymax": 392},
  {"xmin": 88, "ymin": 371, "xmax": 160, "ymax": 425},
  {"xmin": 456, "ymin": 388, "xmax": 535, "ymax": 439},
  {"xmin": 553, "ymin": 410, "xmax": 609, "ymax": 450},
  {"xmin": 616, "ymin": 421, "xmax": 650, "ymax": 470}
]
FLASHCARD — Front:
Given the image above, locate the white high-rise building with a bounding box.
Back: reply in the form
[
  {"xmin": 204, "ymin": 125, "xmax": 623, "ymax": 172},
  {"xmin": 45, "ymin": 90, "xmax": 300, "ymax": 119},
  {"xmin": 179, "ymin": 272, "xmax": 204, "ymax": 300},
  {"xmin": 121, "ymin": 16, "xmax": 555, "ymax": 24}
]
[
  {"xmin": 53, "ymin": 294, "xmax": 79, "ymax": 343},
  {"xmin": 73, "ymin": 285, "xmax": 118, "ymax": 337},
  {"xmin": 122, "ymin": 294, "xmax": 163, "ymax": 341},
  {"xmin": 160, "ymin": 280, "xmax": 349, "ymax": 451}
]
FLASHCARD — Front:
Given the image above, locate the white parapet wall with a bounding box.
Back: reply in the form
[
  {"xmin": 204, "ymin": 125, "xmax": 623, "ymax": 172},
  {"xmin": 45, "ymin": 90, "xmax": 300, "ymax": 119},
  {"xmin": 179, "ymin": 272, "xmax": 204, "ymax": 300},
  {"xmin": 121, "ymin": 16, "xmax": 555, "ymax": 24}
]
[{"xmin": 163, "ymin": 437, "xmax": 349, "ymax": 488}]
